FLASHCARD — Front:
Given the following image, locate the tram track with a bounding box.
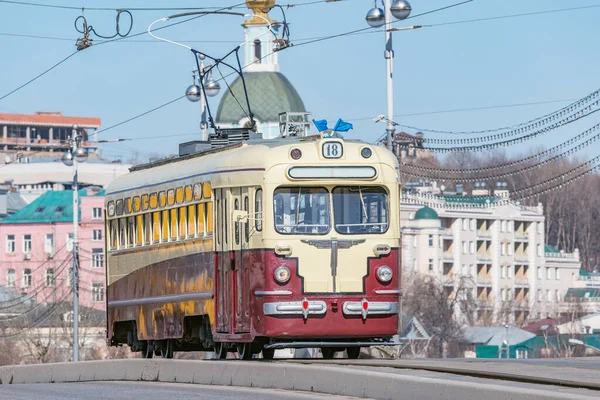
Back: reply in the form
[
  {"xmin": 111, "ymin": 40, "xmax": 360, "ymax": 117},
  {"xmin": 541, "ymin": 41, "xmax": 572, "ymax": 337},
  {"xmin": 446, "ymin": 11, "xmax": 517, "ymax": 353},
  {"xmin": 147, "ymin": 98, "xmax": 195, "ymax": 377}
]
[{"xmin": 266, "ymin": 358, "xmax": 600, "ymax": 392}]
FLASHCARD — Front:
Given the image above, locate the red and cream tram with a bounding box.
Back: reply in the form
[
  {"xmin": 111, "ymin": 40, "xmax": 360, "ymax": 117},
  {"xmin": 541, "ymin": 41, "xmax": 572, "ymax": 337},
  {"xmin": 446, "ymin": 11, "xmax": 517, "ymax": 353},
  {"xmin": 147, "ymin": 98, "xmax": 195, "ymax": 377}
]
[{"xmin": 104, "ymin": 133, "xmax": 401, "ymax": 359}]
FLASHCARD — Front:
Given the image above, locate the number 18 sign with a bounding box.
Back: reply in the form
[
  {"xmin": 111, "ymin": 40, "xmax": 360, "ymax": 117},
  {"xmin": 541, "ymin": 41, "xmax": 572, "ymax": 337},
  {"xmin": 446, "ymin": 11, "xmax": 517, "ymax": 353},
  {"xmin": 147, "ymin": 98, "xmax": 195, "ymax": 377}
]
[{"xmin": 322, "ymin": 142, "xmax": 343, "ymax": 159}]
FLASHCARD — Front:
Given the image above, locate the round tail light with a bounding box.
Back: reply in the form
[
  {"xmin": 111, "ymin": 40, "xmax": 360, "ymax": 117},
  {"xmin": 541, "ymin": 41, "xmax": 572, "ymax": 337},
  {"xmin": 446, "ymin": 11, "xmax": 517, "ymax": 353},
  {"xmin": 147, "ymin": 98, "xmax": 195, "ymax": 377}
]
[
  {"xmin": 290, "ymin": 148, "xmax": 302, "ymax": 160},
  {"xmin": 377, "ymin": 265, "xmax": 393, "ymax": 283},
  {"xmin": 274, "ymin": 266, "xmax": 291, "ymax": 283}
]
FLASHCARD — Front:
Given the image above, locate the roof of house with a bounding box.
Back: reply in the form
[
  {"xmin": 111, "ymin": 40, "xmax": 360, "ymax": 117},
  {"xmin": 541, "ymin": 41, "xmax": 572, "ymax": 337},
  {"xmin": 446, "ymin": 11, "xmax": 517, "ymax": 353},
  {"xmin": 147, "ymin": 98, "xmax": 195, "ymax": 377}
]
[
  {"xmin": 566, "ymin": 287, "xmax": 600, "ymax": 300},
  {"xmin": 414, "ymin": 206, "xmax": 439, "ymax": 220},
  {"xmin": 0, "ymin": 112, "xmax": 101, "ymax": 128},
  {"xmin": 460, "ymin": 326, "xmax": 535, "ymax": 346},
  {"xmin": 400, "ymin": 314, "xmax": 431, "ymax": 339},
  {"xmin": 1, "ymin": 188, "xmax": 104, "ymax": 224},
  {"xmin": 0, "ymin": 162, "xmax": 131, "ymax": 187},
  {"xmin": 521, "ymin": 318, "xmax": 569, "ymax": 336},
  {"xmin": 6, "ymin": 192, "xmax": 27, "ymax": 213},
  {"xmin": 216, "ymin": 72, "xmax": 306, "ymax": 124}
]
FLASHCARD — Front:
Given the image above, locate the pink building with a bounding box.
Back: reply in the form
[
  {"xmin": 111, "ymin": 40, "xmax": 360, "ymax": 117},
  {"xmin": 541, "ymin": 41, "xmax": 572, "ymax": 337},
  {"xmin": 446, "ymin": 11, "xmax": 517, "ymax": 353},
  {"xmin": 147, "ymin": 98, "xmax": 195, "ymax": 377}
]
[{"xmin": 0, "ymin": 187, "xmax": 106, "ymax": 310}]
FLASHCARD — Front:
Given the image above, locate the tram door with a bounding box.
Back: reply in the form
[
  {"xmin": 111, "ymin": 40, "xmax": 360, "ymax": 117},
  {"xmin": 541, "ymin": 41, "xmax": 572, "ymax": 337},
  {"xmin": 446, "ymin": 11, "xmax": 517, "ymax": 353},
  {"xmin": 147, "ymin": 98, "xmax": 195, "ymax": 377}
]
[
  {"xmin": 215, "ymin": 189, "xmax": 230, "ymax": 333},
  {"xmin": 232, "ymin": 187, "xmax": 251, "ymax": 333}
]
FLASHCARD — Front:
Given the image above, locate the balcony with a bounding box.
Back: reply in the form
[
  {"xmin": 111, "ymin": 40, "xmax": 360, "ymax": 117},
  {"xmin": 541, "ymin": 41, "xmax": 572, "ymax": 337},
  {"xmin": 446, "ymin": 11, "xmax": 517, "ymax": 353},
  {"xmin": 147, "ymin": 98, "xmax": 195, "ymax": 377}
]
[
  {"xmin": 477, "ymin": 253, "xmax": 492, "ymax": 262},
  {"xmin": 514, "ymin": 231, "xmax": 528, "ymax": 242},
  {"xmin": 476, "ymin": 230, "xmax": 492, "ymax": 240},
  {"xmin": 515, "ymin": 299, "xmax": 530, "ymax": 310},
  {"xmin": 443, "ymin": 252, "xmax": 454, "ymax": 262},
  {"xmin": 514, "ymin": 254, "xmax": 529, "ymax": 263},
  {"xmin": 515, "ymin": 276, "xmax": 529, "ymax": 287},
  {"xmin": 441, "ymin": 228, "xmax": 453, "ymax": 239},
  {"xmin": 476, "ymin": 275, "xmax": 492, "ymax": 286}
]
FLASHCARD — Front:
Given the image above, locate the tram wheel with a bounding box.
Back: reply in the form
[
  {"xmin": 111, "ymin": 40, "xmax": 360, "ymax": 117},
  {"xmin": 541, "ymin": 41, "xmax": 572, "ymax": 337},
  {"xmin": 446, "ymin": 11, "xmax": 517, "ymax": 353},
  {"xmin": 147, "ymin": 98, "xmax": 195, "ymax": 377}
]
[
  {"xmin": 142, "ymin": 342, "xmax": 154, "ymax": 359},
  {"xmin": 321, "ymin": 347, "xmax": 335, "ymax": 359},
  {"xmin": 214, "ymin": 342, "xmax": 228, "ymax": 359},
  {"xmin": 160, "ymin": 339, "xmax": 174, "ymax": 359},
  {"xmin": 262, "ymin": 347, "xmax": 275, "ymax": 360},
  {"xmin": 346, "ymin": 347, "xmax": 360, "ymax": 359},
  {"xmin": 237, "ymin": 343, "xmax": 253, "ymax": 360}
]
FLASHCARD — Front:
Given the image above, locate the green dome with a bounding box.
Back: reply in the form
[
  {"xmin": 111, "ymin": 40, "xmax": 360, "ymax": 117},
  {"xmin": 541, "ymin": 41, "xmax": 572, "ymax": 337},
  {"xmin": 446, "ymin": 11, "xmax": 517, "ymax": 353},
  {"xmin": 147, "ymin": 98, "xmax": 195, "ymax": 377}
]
[
  {"xmin": 414, "ymin": 206, "xmax": 439, "ymax": 220},
  {"xmin": 215, "ymin": 72, "xmax": 306, "ymax": 124}
]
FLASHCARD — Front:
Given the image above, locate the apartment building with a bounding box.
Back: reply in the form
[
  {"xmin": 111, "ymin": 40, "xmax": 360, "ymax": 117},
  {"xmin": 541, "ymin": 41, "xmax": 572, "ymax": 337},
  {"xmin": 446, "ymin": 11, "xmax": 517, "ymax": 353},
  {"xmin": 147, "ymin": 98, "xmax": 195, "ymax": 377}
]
[
  {"xmin": 401, "ymin": 192, "xmax": 580, "ymax": 325},
  {"xmin": 0, "ymin": 187, "xmax": 106, "ymax": 309}
]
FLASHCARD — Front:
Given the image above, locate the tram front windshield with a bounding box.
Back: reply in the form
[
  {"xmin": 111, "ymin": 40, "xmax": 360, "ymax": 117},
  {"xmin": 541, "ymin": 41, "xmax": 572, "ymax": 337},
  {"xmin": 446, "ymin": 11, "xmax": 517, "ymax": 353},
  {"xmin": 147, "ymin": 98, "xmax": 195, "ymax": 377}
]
[{"xmin": 273, "ymin": 186, "xmax": 388, "ymax": 235}]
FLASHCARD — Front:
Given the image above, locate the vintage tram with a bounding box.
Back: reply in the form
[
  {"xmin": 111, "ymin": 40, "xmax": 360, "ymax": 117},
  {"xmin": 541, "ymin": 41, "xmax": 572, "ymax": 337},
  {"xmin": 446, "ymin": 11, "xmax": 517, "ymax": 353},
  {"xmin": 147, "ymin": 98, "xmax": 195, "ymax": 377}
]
[{"xmin": 104, "ymin": 132, "xmax": 401, "ymax": 359}]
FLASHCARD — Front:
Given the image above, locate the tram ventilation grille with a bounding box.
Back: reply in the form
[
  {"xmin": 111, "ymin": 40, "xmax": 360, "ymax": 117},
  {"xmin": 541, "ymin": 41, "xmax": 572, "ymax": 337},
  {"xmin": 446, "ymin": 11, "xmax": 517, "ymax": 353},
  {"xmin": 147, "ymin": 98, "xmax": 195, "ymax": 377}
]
[{"xmin": 209, "ymin": 128, "xmax": 251, "ymax": 148}]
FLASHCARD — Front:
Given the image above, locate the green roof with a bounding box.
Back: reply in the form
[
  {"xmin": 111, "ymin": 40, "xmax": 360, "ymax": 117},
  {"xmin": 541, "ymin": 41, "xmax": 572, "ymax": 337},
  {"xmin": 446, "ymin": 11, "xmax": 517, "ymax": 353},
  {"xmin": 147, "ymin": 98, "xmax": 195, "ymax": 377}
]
[
  {"xmin": 414, "ymin": 206, "xmax": 439, "ymax": 220},
  {"xmin": 1, "ymin": 189, "xmax": 104, "ymax": 224},
  {"xmin": 215, "ymin": 72, "xmax": 306, "ymax": 124},
  {"xmin": 565, "ymin": 288, "xmax": 600, "ymax": 300},
  {"xmin": 442, "ymin": 195, "xmax": 498, "ymax": 205},
  {"xmin": 544, "ymin": 244, "xmax": 559, "ymax": 254}
]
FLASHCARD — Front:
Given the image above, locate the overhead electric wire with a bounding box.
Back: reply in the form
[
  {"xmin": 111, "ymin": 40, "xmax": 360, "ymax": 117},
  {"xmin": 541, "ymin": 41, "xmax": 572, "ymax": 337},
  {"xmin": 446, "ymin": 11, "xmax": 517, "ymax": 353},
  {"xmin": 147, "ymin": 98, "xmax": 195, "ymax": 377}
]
[{"xmin": 0, "ymin": 0, "xmax": 244, "ymax": 11}]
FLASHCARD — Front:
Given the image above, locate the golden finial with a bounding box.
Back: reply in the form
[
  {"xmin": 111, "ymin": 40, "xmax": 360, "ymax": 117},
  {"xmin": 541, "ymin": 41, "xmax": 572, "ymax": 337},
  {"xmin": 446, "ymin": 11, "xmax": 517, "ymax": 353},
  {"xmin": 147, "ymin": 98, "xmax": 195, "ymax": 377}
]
[{"xmin": 244, "ymin": 0, "xmax": 275, "ymax": 25}]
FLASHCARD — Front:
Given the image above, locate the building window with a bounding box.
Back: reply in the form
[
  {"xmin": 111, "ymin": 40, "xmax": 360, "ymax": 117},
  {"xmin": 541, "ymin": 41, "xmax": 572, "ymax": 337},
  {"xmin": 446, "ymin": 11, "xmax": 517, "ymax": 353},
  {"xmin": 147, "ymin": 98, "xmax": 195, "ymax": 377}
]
[
  {"xmin": 462, "ymin": 219, "xmax": 468, "ymax": 231},
  {"xmin": 92, "ymin": 249, "xmax": 104, "ymax": 268},
  {"xmin": 45, "ymin": 268, "xmax": 55, "ymax": 287},
  {"xmin": 555, "ymin": 268, "xmax": 560, "ymax": 280},
  {"xmin": 537, "ymin": 267, "xmax": 542, "ymax": 279},
  {"xmin": 537, "ymin": 244, "xmax": 542, "ymax": 257},
  {"xmin": 507, "ymin": 289, "xmax": 512, "ymax": 300},
  {"xmin": 45, "ymin": 233, "xmax": 54, "ymax": 254},
  {"xmin": 556, "ymin": 289, "xmax": 561, "ymax": 302},
  {"xmin": 501, "ymin": 243, "xmax": 506, "ymax": 256},
  {"xmin": 253, "ymin": 39, "xmax": 262, "ymax": 63},
  {"xmin": 92, "ymin": 229, "xmax": 102, "ymax": 241},
  {"xmin": 547, "ymin": 268, "xmax": 552, "ymax": 280},
  {"xmin": 428, "ymin": 235, "xmax": 434, "ymax": 247},
  {"xmin": 428, "ymin": 259, "xmax": 434, "ymax": 271},
  {"xmin": 23, "ymin": 234, "xmax": 32, "ymax": 253},
  {"xmin": 501, "ymin": 289, "xmax": 506, "ymax": 301},
  {"xmin": 462, "ymin": 241, "xmax": 467, "ymax": 254},
  {"xmin": 92, "ymin": 207, "xmax": 102, "ymax": 220},
  {"xmin": 501, "ymin": 265, "xmax": 506, "ymax": 278},
  {"xmin": 92, "ymin": 283, "xmax": 104, "ymax": 303},
  {"xmin": 507, "ymin": 221, "xmax": 512, "ymax": 232},
  {"xmin": 501, "ymin": 220, "xmax": 506, "ymax": 232},
  {"xmin": 508, "ymin": 242, "xmax": 513, "ymax": 256},
  {"xmin": 6, "ymin": 269, "xmax": 15, "ymax": 287},
  {"xmin": 537, "ymin": 289, "xmax": 543, "ymax": 302},
  {"xmin": 508, "ymin": 265, "xmax": 513, "ymax": 278},
  {"xmin": 6, "ymin": 235, "xmax": 15, "ymax": 253},
  {"xmin": 470, "ymin": 219, "xmax": 475, "ymax": 231},
  {"xmin": 66, "ymin": 233, "xmax": 74, "ymax": 251},
  {"xmin": 470, "ymin": 241, "xmax": 475, "ymax": 254},
  {"xmin": 413, "ymin": 236, "xmax": 417, "ymax": 248},
  {"xmin": 22, "ymin": 269, "xmax": 32, "ymax": 288},
  {"xmin": 547, "ymin": 289, "xmax": 551, "ymax": 302},
  {"xmin": 537, "ymin": 223, "xmax": 543, "ymax": 234}
]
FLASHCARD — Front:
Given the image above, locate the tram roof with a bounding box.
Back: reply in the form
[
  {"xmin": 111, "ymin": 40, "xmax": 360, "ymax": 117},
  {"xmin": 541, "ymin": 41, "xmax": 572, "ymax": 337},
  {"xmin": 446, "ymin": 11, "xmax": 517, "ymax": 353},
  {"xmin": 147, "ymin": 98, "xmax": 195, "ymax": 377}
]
[{"xmin": 105, "ymin": 137, "xmax": 398, "ymax": 196}]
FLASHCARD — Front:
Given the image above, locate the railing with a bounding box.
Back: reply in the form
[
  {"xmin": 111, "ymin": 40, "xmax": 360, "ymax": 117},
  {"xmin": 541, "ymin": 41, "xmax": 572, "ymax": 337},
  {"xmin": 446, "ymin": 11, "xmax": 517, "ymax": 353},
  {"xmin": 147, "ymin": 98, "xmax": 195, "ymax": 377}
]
[
  {"xmin": 476, "ymin": 275, "xmax": 491, "ymax": 285},
  {"xmin": 476, "ymin": 230, "xmax": 492, "ymax": 238},
  {"xmin": 515, "ymin": 276, "xmax": 529, "ymax": 286},
  {"xmin": 514, "ymin": 254, "xmax": 529, "ymax": 262},
  {"xmin": 443, "ymin": 252, "xmax": 454, "ymax": 261},
  {"xmin": 402, "ymin": 192, "xmax": 543, "ymax": 212},
  {"xmin": 514, "ymin": 231, "xmax": 528, "ymax": 239},
  {"xmin": 545, "ymin": 252, "xmax": 578, "ymax": 259},
  {"xmin": 441, "ymin": 228, "xmax": 453, "ymax": 237},
  {"xmin": 477, "ymin": 253, "xmax": 492, "ymax": 261}
]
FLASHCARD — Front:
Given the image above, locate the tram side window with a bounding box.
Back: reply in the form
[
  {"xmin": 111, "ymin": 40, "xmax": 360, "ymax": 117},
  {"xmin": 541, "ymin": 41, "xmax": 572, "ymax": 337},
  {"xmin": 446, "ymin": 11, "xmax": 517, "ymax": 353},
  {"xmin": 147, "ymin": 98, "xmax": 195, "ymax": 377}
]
[
  {"xmin": 136, "ymin": 215, "xmax": 143, "ymax": 246},
  {"xmin": 332, "ymin": 186, "xmax": 389, "ymax": 234},
  {"xmin": 144, "ymin": 213, "xmax": 151, "ymax": 244},
  {"xmin": 197, "ymin": 203, "xmax": 205, "ymax": 236},
  {"xmin": 170, "ymin": 208, "xmax": 178, "ymax": 240},
  {"xmin": 127, "ymin": 217, "xmax": 135, "ymax": 247},
  {"xmin": 110, "ymin": 220, "xmax": 118, "ymax": 249},
  {"xmin": 234, "ymin": 198, "xmax": 240, "ymax": 245},
  {"xmin": 244, "ymin": 196, "xmax": 249, "ymax": 243},
  {"xmin": 179, "ymin": 206, "xmax": 187, "ymax": 238},
  {"xmin": 224, "ymin": 198, "xmax": 228, "ymax": 245},
  {"xmin": 119, "ymin": 218, "xmax": 126, "ymax": 248},
  {"xmin": 206, "ymin": 201, "xmax": 213, "ymax": 234},
  {"xmin": 188, "ymin": 205, "xmax": 196, "ymax": 237},
  {"xmin": 216, "ymin": 199, "xmax": 220, "ymax": 245},
  {"xmin": 162, "ymin": 210, "xmax": 169, "ymax": 242},
  {"xmin": 255, "ymin": 188, "xmax": 262, "ymax": 232},
  {"xmin": 274, "ymin": 187, "xmax": 330, "ymax": 235},
  {"xmin": 152, "ymin": 212, "xmax": 161, "ymax": 243}
]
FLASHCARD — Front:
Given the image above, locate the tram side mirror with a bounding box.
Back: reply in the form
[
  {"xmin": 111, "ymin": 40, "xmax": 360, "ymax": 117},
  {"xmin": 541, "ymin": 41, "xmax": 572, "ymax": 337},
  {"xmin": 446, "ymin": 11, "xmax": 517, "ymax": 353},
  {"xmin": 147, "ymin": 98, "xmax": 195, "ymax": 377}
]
[{"xmin": 233, "ymin": 210, "xmax": 249, "ymax": 222}]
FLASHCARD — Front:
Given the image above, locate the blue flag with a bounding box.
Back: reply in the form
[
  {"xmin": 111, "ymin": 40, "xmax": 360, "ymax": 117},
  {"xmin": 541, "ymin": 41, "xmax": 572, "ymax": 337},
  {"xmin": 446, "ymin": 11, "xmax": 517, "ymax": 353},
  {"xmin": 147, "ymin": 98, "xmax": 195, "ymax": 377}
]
[
  {"xmin": 333, "ymin": 118, "xmax": 353, "ymax": 132},
  {"xmin": 312, "ymin": 119, "xmax": 328, "ymax": 132}
]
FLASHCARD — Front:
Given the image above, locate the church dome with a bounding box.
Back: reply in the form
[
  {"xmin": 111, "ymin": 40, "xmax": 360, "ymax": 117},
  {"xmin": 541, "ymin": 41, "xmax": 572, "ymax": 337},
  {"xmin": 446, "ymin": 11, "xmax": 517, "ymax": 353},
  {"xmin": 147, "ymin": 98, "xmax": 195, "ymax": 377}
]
[
  {"xmin": 414, "ymin": 206, "xmax": 439, "ymax": 220},
  {"xmin": 215, "ymin": 72, "xmax": 306, "ymax": 125}
]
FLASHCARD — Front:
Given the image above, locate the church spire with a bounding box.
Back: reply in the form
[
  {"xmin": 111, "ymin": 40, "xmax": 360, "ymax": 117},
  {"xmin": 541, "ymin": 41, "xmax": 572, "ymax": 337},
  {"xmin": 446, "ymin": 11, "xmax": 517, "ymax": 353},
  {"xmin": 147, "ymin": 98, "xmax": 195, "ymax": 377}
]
[{"xmin": 242, "ymin": 0, "xmax": 279, "ymax": 72}]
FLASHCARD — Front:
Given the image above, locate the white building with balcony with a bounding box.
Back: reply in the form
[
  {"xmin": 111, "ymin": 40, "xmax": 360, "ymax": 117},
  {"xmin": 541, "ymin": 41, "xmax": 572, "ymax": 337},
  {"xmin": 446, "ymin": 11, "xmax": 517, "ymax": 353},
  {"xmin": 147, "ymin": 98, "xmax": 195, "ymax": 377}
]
[{"xmin": 401, "ymin": 191, "xmax": 580, "ymax": 325}]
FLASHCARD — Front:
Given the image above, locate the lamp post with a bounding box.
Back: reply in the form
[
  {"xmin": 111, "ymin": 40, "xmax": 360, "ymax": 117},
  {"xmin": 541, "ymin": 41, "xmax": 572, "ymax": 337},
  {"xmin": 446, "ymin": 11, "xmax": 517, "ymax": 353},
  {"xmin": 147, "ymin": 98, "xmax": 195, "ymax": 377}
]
[
  {"xmin": 61, "ymin": 124, "xmax": 88, "ymax": 362},
  {"xmin": 186, "ymin": 54, "xmax": 221, "ymax": 141},
  {"xmin": 366, "ymin": 0, "xmax": 412, "ymax": 152}
]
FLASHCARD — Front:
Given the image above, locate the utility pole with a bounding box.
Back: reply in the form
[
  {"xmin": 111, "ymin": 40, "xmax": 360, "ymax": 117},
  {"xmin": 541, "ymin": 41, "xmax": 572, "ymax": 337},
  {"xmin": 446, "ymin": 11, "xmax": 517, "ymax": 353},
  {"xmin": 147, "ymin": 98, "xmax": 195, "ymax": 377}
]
[{"xmin": 384, "ymin": 0, "xmax": 395, "ymax": 152}]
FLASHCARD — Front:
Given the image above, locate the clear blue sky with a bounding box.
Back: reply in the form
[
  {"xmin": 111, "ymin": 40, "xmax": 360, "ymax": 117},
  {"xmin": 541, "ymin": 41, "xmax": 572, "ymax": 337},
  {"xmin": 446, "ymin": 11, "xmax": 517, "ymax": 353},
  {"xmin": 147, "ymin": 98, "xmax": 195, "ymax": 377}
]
[{"xmin": 1, "ymin": 0, "xmax": 599, "ymax": 162}]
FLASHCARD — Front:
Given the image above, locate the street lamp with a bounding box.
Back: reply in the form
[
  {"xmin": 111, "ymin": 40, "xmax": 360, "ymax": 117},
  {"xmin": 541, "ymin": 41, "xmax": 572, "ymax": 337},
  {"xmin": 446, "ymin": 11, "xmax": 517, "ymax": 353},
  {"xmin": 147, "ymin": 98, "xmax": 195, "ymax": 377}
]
[
  {"xmin": 61, "ymin": 124, "xmax": 88, "ymax": 362},
  {"xmin": 365, "ymin": 0, "xmax": 412, "ymax": 152},
  {"xmin": 185, "ymin": 54, "xmax": 221, "ymax": 141}
]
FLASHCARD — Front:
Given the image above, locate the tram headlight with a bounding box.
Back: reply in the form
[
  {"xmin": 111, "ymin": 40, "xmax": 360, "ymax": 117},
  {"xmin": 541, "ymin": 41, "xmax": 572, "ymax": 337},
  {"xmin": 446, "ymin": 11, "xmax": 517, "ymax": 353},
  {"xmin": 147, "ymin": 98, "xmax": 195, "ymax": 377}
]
[
  {"xmin": 376, "ymin": 266, "xmax": 393, "ymax": 283},
  {"xmin": 274, "ymin": 266, "xmax": 291, "ymax": 284},
  {"xmin": 290, "ymin": 148, "xmax": 302, "ymax": 160},
  {"xmin": 361, "ymin": 147, "xmax": 372, "ymax": 158}
]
